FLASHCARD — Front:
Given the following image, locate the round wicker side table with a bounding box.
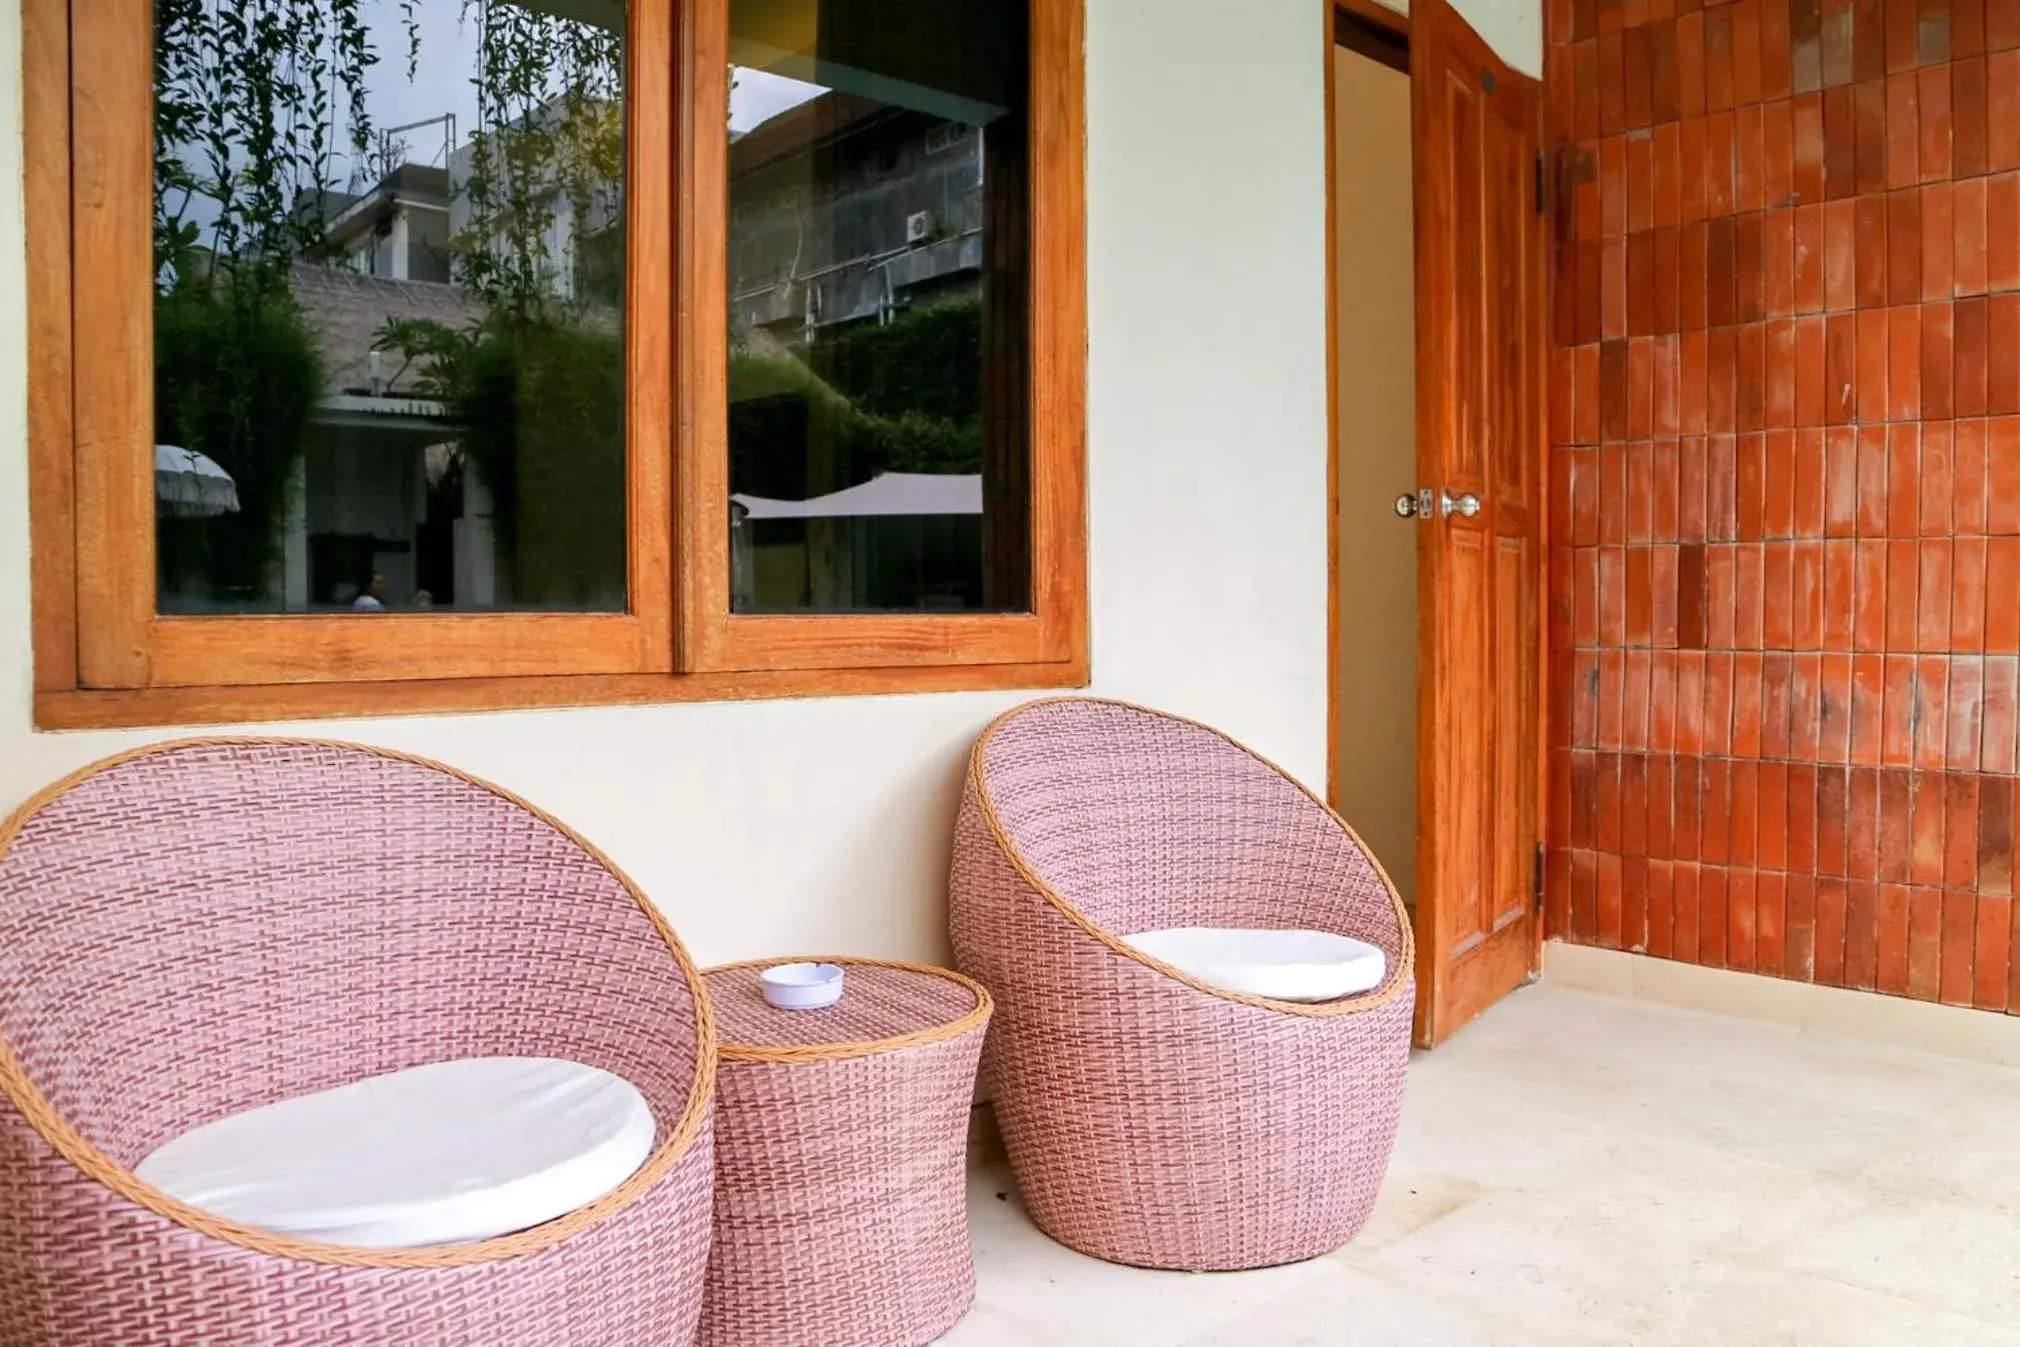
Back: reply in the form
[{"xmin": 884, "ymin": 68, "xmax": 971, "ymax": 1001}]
[{"xmin": 697, "ymin": 958, "xmax": 992, "ymax": 1347}]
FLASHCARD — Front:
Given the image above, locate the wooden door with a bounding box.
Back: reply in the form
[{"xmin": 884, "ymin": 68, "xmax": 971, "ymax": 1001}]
[{"xmin": 1409, "ymin": 0, "xmax": 1547, "ymax": 1046}]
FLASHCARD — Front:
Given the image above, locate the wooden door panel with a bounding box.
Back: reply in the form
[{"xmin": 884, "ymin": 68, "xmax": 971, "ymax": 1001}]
[{"xmin": 1411, "ymin": 0, "xmax": 1547, "ymax": 1046}]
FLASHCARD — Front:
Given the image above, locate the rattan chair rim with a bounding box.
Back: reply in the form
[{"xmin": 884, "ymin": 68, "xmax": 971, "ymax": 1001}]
[
  {"xmin": 0, "ymin": 736, "xmax": 719, "ymax": 1270},
  {"xmin": 968, "ymin": 696, "xmax": 1418, "ymax": 1019},
  {"xmin": 701, "ymin": 957, "xmax": 992, "ymax": 1063}
]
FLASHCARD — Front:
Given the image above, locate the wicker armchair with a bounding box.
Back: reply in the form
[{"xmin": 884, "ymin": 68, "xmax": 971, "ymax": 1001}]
[
  {"xmin": 949, "ymin": 698, "xmax": 1415, "ymax": 1272},
  {"xmin": 0, "ymin": 740, "xmax": 717, "ymax": 1347}
]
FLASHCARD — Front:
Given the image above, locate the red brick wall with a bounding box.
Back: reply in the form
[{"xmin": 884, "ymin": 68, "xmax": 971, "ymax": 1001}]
[{"xmin": 1544, "ymin": 0, "xmax": 2020, "ymax": 1010}]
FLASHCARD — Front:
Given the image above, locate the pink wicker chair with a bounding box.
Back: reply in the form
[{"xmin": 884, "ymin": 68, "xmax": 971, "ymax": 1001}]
[
  {"xmin": 949, "ymin": 698, "xmax": 1416, "ymax": 1272},
  {"xmin": 0, "ymin": 739, "xmax": 717, "ymax": 1347}
]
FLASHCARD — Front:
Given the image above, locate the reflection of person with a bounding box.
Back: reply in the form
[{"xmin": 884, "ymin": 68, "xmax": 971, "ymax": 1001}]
[
  {"xmin": 413, "ymin": 589, "xmax": 434, "ymax": 611},
  {"xmin": 353, "ymin": 573, "xmax": 389, "ymax": 612}
]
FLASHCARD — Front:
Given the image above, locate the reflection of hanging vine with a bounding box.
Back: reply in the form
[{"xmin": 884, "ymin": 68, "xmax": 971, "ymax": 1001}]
[
  {"xmin": 151, "ymin": 1, "xmax": 421, "ymax": 602},
  {"xmin": 454, "ymin": 0, "xmax": 623, "ymax": 315}
]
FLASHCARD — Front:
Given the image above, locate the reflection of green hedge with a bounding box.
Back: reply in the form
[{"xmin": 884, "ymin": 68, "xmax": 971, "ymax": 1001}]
[
  {"xmin": 448, "ymin": 318, "xmax": 626, "ymax": 608},
  {"xmin": 729, "ymin": 344, "xmax": 980, "ymax": 499},
  {"xmin": 805, "ymin": 299, "xmax": 982, "ymax": 423},
  {"xmin": 154, "ymin": 279, "xmax": 321, "ymax": 600}
]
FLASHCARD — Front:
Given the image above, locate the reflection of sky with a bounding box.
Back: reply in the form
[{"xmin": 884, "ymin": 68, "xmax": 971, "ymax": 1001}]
[{"xmin": 731, "ymin": 67, "xmax": 826, "ymax": 136}]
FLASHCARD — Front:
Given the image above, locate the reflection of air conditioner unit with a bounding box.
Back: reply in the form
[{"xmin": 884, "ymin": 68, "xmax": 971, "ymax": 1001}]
[{"xmin": 905, "ymin": 211, "xmax": 934, "ymax": 245}]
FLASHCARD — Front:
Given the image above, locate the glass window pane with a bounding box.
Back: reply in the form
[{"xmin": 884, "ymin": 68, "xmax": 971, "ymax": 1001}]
[
  {"xmin": 727, "ymin": 0, "xmax": 1031, "ymax": 614},
  {"xmin": 152, "ymin": 0, "xmax": 628, "ymax": 615}
]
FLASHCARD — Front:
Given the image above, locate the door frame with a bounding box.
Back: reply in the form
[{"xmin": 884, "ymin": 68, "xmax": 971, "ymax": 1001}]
[{"xmin": 1323, "ymin": 0, "xmax": 1553, "ymax": 1043}]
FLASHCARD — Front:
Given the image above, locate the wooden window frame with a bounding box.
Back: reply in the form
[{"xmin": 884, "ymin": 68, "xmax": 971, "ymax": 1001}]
[{"xmin": 25, "ymin": 0, "xmax": 1088, "ymax": 729}]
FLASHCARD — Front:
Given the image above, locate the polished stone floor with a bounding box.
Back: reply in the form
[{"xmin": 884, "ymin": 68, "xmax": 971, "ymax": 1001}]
[{"xmin": 940, "ymin": 983, "xmax": 2020, "ymax": 1346}]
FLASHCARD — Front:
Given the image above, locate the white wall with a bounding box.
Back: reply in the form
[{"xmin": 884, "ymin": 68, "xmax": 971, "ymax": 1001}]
[
  {"xmin": 1372, "ymin": 0, "xmax": 1544, "ymax": 79},
  {"xmin": 0, "ymin": 1, "xmax": 1335, "ymax": 966}
]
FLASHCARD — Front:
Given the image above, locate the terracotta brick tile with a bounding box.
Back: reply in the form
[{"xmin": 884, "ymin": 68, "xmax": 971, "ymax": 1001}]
[
  {"xmin": 1816, "ymin": 875, "xmax": 1849, "ymax": 981},
  {"xmin": 1795, "ymin": 0, "xmax": 1828, "ymax": 92},
  {"xmin": 1991, "ymin": 0, "xmax": 2020, "ymax": 47},
  {"xmin": 1886, "ymin": 539, "xmax": 1923, "ymax": 651},
  {"xmin": 1856, "ymin": 79, "xmax": 1893, "ymax": 195},
  {"xmin": 1884, "ymin": 422, "xmax": 1920, "ymax": 535},
  {"xmin": 1956, "ymin": 298, "xmax": 1991, "ymax": 415},
  {"xmin": 1769, "ymin": 655, "xmax": 1799, "ymax": 761},
  {"xmin": 1993, "ymin": 542, "xmax": 2020, "ymax": 656},
  {"xmin": 1946, "ymin": 771, "xmax": 1983, "ymax": 888},
  {"xmin": 1708, "ymin": 218, "xmax": 1739, "ymax": 331},
  {"xmin": 1700, "ymin": 864, "xmax": 1731, "ymax": 966},
  {"xmin": 1789, "ymin": 654, "xmax": 1822, "ymax": 763},
  {"xmin": 1679, "ymin": 331, "xmax": 1709, "ymax": 439},
  {"xmin": 1918, "ymin": 542, "xmax": 1956, "ymax": 654},
  {"xmin": 1708, "ymin": 652, "xmax": 1740, "ymax": 753},
  {"xmin": 1975, "ymin": 893, "xmax": 2012, "ymax": 1009},
  {"xmin": 1868, "ymin": 880, "xmax": 1905, "ymax": 990},
  {"xmin": 1912, "ymin": 765, "xmax": 1948, "ymax": 885},
  {"xmin": 1657, "ymin": 333, "xmax": 1684, "ymax": 433},
  {"xmin": 1783, "ymin": 871, "xmax": 1817, "ymax": 977},
  {"xmin": 1762, "ymin": 762, "xmax": 1793, "ymax": 875},
  {"xmin": 1858, "ymin": 0, "xmax": 1890, "ymax": 77},
  {"xmin": 1728, "ymin": 868, "xmax": 1760, "ymax": 971},
  {"xmin": 1955, "ymin": 57, "xmax": 1992, "ymax": 180},
  {"xmin": 1888, "ymin": 71, "xmax": 1924, "ymax": 189},
  {"xmin": 1571, "ymin": 844, "xmax": 1598, "ymax": 940},
  {"xmin": 1821, "ymin": 0, "xmax": 1858, "ymax": 86},
  {"xmin": 1737, "ymin": 0, "xmax": 1768, "ymax": 102},
  {"xmin": 1883, "ymin": 653, "xmax": 1921, "ymax": 764},
  {"xmin": 1887, "ymin": 193, "xmax": 1924, "ymax": 310},
  {"xmin": 1627, "ymin": 441, "xmax": 1654, "ymax": 544},
  {"xmin": 1769, "ymin": 102, "xmax": 1798, "ymax": 211},
  {"xmin": 1847, "ymin": 875, "xmax": 1884, "ymax": 985},
  {"xmin": 1632, "ymin": 336, "xmax": 1660, "ymax": 436},
  {"xmin": 1852, "ymin": 649, "xmax": 1889, "ymax": 758},
  {"xmin": 1655, "ymin": 545, "xmax": 1683, "ymax": 646},
  {"xmin": 1981, "ymin": 774, "xmax": 2016, "ymax": 892},
  {"xmin": 1940, "ymin": 889, "xmax": 1978, "ymax": 1005},
  {"xmin": 1957, "ymin": 0, "xmax": 1988, "ymax": 56},
  {"xmin": 1823, "ymin": 649, "xmax": 1857, "ymax": 759},
  {"xmin": 1761, "ymin": 545, "xmax": 1794, "ymax": 653},
  {"xmin": 1887, "ymin": 0, "xmax": 1924, "ymax": 68},
  {"xmin": 1681, "ymin": 435, "xmax": 1711, "ymax": 540},
  {"xmin": 1921, "ymin": 183, "xmax": 1955, "ymax": 305},
  {"xmin": 1955, "ymin": 536, "xmax": 1990, "ymax": 652},
  {"xmin": 1680, "ymin": 12, "xmax": 1711, "ymax": 116},
  {"xmin": 1906, "ymin": 884, "xmax": 1944, "ymax": 997},
  {"xmin": 1572, "ymin": 751, "xmax": 1599, "ymax": 849},
  {"xmin": 1794, "ymin": 426, "xmax": 1829, "ymax": 535},
  {"xmin": 1624, "ymin": 753, "xmax": 1651, "ymax": 856},
  {"xmin": 1856, "ymin": 308, "xmax": 1893, "ymax": 420},
  {"xmin": 1604, "ymin": 236, "xmax": 1630, "ymax": 341},
  {"xmin": 1738, "ymin": 215, "xmax": 1768, "ymax": 324},
  {"xmin": 1990, "ymin": 174, "xmax": 2020, "ymax": 290},
  {"xmin": 1856, "ymin": 0, "xmax": 1892, "ymax": 80},
  {"xmin": 1822, "ymin": 313, "xmax": 1855, "ymax": 423},
  {"xmin": 1924, "ymin": 302, "xmax": 1956, "ymax": 419},
  {"xmin": 1991, "ymin": 297, "xmax": 2020, "ymax": 413},
  {"xmin": 1823, "ymin": 198, "xmax": 1859, "ymax": 312},
  {"xmin": 1794, "ymin": 205, "xmax": 1827, "ymax": 317},
  {"xmin": 1702, "ymin": 760, "xmax": 1734, "ymax": 869},
  {"xmin": 1601, "ymin": 33, "xmax": 1629, "ymax": 136},
  {"xmin": 1982, "ymin": 655, "xmax": 2019, "ymax": 767},
  {"xmin": 1601, "ymin": 138, "xmax": 1629, "ymax": 239},
  {"xmin": 1954, "ymin": 178, "xmax": 1988, "ymax": 304},
  {"xmin": 1597, "ymin": 851, "xmax": 1626, "ymax": 948},
  {"xmin": 1655, "ymin": 19, "xmax": 1685, "ymax": 124},
  {"xmin": 1853, "ymin": 537, "xmax": 1890, "ymax": 652},
  {"xmin": 1627, "ymin": 26, "xmax": 1657, "ymax": 129},
  {"xmin": 1629, "ymin": 232, "xmax": 1656, "ymax": 337},
  {"xmin": 1739, "ymin": 322, "xmax": 1770, "ymax": 431},
  {"xmin": 1990, "ymin": 418, "xmax": 2020, "ymax": 530},
  {"xmin": 1766, "ymin": 209, "xmax": 1799, "ymax": 319},
  {"xmin": 1825, "ymin": 536, "xmax": 1859, "ymax": 645},
  {"xmin": 1710, "ymin": 438, "xmax": 1738, "ymax": 544},
  {"xmin": 1708, "ymin": 9, "xmax": 1739, "ymax": 109},
  {"xmin": 1597, "ymin": 750, "xmax": 1625, "ymax": 852},
  {"xmin": 1601, "ymin": 545, "xmax": 1628, "ymax": 645},
  {"xmin": 1739, "ymin": 544, "xmax": 1770, "ymax": 650},
  {"xmin": 1920, "ymin": 665, "xmax": 1955, "ymax": 785},
  {"xmin": 1678, "ymin": 651, "xmax": 1710, "ymax": 753},
  {"xmin": 1818, "ymin": 763, "xmax": 1851, "ymax": 879},
  {"xmin": 1825, "ymin": 85, "xmax": 1861, "ymax": 199},
  {"xmin": 1950, "ymin": 654, "xmax": 1987, "ymax": 763},
  {"xmin": 1712, "ymin": 327, "xmax": 1739, "ymax": 432},
  {"xmin": 1670, "ymin": 859, "xmax": 1701, "ymax": 958},
  {"xmin": 1824, "ymin": 425, "xmax": 1859, "ymax": 531},
  {"xmin": 1887, "ymin": 304, "xmax": 1924, "ymax": 419},
  {"xmin": 1766, "ymin": 0, "xmax": 1798, "ymax": 97},
  {"xmin": 1656, "ymin": 438, "xmax": 1684, "ymax": 539},
  {"xmin": 1954, "ymin": 416, "xmax": 1989, "ymax": 529},
  {"xmin": 1794, "ymin": 541, "xmax": 1827, "ymax": 652},
  {"xmin": 1769, "ymin": 319, "xmax": 1800, "ymax": 428},
  {"xmin": 1992, "ymin": 50, "xmax": 2020, "ymax": 169},
  {"xmin": 1912, "ymin": 421, "xmax": 1952, "ymax": 539}
]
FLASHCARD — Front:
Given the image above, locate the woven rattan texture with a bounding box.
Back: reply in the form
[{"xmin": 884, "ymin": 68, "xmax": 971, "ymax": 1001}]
[
  {"xmin": 0, "ymin": 739, "xmax": 717, "ymax": 1345},
  {"xmin": 704, "ymin": 960, "xmax": 984, "ymax": 1056},
  {"xmin": 699, "ymin": 966, "xmax": 988, "ymax": 1347},
  {"xmin": 948, "ymin": 698, "xmax": 1415, "ymax": 1272}
]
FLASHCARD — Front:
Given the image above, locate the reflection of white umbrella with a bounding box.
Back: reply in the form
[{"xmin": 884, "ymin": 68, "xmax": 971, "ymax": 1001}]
[{"xmin": 154, "ymin": 444, "xmax": 240, "ymax": 516}]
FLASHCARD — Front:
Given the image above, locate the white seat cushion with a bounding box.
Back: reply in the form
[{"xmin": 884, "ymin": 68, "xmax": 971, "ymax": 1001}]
[
  {"xmin": 1122, "ymin": 927, "xmax": 1388, "ymax": 1003},
  {"xmin": 134, "ymin": 1056, "xmax": 656, "ymax": 1249}
]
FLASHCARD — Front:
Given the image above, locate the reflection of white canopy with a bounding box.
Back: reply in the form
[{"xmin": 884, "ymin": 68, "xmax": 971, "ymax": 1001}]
[
  {"xmin": 733, "ymin": 472, "xmax": 981, "ymax": 520},
  {"xmin": 154, "ymin": 444, "xmax": 241, "ymax": 516}
]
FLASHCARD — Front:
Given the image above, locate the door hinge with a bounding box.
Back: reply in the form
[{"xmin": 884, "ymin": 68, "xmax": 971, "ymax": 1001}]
[
  {"xmin": 1533, "ymin": 843, "xmax": 1547, "ymax": 917},
  {"xmin": 1534, "ymin": 149, "xmax": 1547, "ymax": 217}
]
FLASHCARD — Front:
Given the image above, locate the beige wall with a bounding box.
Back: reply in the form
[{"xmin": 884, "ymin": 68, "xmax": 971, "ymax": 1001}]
[
  {"xmin": 1331, "ymin": 44, "xmax": 1420, "ymax": 906},
  {"xmin": 0, "ymin": 2, "xmax": 1339, "ymax": 965},
  {"xmin": 1372, "ymin": 0, "xmax": 1544, "ymax": 78}
]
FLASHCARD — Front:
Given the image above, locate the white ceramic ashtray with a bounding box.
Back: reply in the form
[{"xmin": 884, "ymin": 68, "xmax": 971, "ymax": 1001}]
[
  {"xmin": 1121, "ymin": 927, "xmax": 1387, "ymax": 1003},
  {"xmin": 761, "ymin": 962, "xmax": 846, "ymax": 1011}
]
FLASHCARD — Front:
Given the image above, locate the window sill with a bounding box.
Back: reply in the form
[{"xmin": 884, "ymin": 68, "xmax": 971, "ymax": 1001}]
[{"xmin": 33, "ymin": 659, "xmax": 1091, "ymax": 731}]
